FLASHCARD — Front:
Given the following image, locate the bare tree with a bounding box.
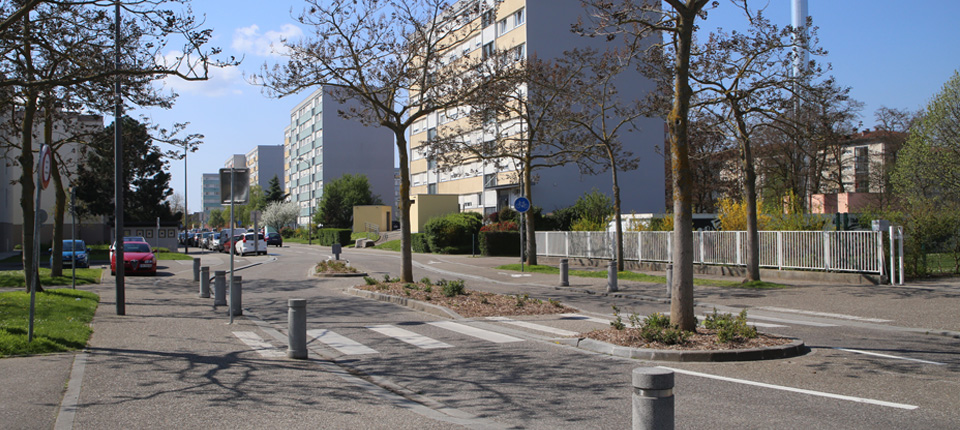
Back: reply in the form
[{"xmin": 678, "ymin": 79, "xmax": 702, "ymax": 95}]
[{"xmin": 255, "ymin": 0, "xmax": 512, "ymax": 282}]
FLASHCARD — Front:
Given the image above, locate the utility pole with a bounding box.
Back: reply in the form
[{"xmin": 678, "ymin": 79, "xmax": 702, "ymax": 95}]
[{"xmin": 113, "ymin": 0, "xmax": 125, "ymax": 315}]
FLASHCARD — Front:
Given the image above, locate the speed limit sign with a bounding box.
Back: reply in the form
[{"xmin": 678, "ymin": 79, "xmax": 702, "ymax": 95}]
[{"xmin": 38, "ymin": 145, "xmax": 52, "ymax": 190}]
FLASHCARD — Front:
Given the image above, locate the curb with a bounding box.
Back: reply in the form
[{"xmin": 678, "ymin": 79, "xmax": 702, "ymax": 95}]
[
  {"xmin": 345, "ymin": 287, "xmax": 464, "ymax": 320},
  {"xmin": 572, "ymin": 337, "xmax": 808, "ymax": 362},
  {"xmin": 314, "ymin": 272, "xmax": 369, "ymax": 278}
]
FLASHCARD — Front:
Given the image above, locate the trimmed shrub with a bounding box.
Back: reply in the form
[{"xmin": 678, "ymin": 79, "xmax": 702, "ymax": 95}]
[
  {"xmin": 479, "ymin": 231, "xmax": 520, "ymax": 256},
  {"xmin": 424, "ymin": 212, "xmax": 482, "ymax": 254},
  {"xmin": 411, "ymin": 233, "xmax": 431, "ymax": 253},
  {"xmin": 280, "ymin": 227, "xmax": 296, "ymax": 238},
  {"xmin": 317, "ymin": 228, "xmax": 352, "ymax": 246},
  {"xmin": 480, "ymin": 220, "xmax": 518, "ymax": 232}
]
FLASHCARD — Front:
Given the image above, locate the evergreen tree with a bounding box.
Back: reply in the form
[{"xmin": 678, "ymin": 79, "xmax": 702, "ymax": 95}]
[
  {"xmin": 314, "ymin": 174, "xmax": 382, "ymax": 229},
  {"xmin": 265, "ymin": 175, "xmax": 288, "ymax": 203}
]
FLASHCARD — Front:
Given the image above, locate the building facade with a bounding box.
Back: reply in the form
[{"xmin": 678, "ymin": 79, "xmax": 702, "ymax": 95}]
[
  {"xmin": 285, "ymin": 87, "xmax": 394, "ymax": 226},
  {"xmin": 408, "ymin": 0, "xmax": 666, "ymax": 217},
  {"xmin": 245, "ymin": 145, "xmax": 284, "ymax": 190},
  {"xmin": 200, "ymin": 173, "xmax": 222, "ymax": 216}
]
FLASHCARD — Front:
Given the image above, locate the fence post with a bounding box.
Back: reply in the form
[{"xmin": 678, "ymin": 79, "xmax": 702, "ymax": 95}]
[
  {"xmin": 665, "ymin": 264, "xmax": 672, "ymax": 297},
  {"xmin": 823, "ymin": 231, "xmax": 831, "ymax": 271},
  {"xmin": 607, "ymin": 260, "xmax": 618, "ymax": 292},
  {"xmin": 638, "ymin": 231, "xmax": 643, "ymax": 263},
  {"xmin": 736, "ymin": 232, "xmax": 742, "ymax": 266},
  {"xmin": 230, "ymin": 275, "xmax": 242, "ymax": 316},
  {"xmin": 560, "ymin": 259, "xmax": 569, "ymax": 286},
  {"xmin": 698, "ymin": 231, "xmax": 704, "ymax": 264},
  {"xmin": 632, "ymin": 367, "xmax": 674, "ymax": 430},
  {"xmin": 565, "ymin": 231, "xmax": 570, "ymax": 258},
  {"xmin": 777, "ymin": 231, "xmax": 783, "ymax": 270},
  {"xmin": 199, "ymin": 266, "xmax": 210, "ymax": 298},
  {"xmin": 213, "ymin": 270, "xmax": 226, "ymax": 306},
  {"xmin": 287, "ymin": 299, "xmax": 307, "ymax": 359},
  {"xmin": 587, "ymin": 232, "xmax": 593, "ymax": 259}
]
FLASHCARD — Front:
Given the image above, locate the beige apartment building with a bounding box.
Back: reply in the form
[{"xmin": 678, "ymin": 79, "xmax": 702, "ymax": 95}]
[{"xmin": 409, "ymin": 0, "xmax": 666, "ymax": 217}]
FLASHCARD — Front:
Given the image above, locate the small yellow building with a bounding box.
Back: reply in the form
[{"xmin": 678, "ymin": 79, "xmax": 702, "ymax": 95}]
[
  {"xmin": 353, "ymin": 205, "xmax": 393, "ymax": 233},
  {"xmin": 410, "ymin": 194, "xmax": 460, "ymax": 233}
]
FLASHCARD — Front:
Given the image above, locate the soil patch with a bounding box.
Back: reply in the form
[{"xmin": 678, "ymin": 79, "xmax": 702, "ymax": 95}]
[
  {"xmin": 355, "ymin": 281, "xmax": 574, "ymax": 318},
  {"xmin": 582, "ymin": 326, "xmax": 793, "ymax": 351}
]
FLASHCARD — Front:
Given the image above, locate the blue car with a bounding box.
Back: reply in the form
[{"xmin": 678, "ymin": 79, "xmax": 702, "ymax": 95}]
[{"xmin": 51, "ymin": 240, "xmax": 91, "ymax": 268}]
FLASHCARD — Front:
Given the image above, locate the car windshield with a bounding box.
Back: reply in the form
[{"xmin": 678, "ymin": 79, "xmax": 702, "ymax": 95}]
[
  {"xmin": 63, "ymin": 241, "xmax": 84, "ymax": 251},
  {"xmin": 244, "ymin": 233, "xmax": 264, "ymax": 240},
  {"xmin": 123, "ymin": 243, "xmax": 152, "ymax": 253}
]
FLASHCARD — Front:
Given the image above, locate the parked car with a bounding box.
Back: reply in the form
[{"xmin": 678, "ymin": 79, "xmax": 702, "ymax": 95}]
[
  {"xmin": 221, "ymin": 234, "xmax": 243, "ymax": 254},
  {"xmin": 109, "ymin": 236, "xmax": 148, "ymax": 260},
  {"xmin": 235, "ymin": 233, "xmax": 268, "ymax": 256},
  {"xmin": 217, "ymin": 229, "xmax": 245, "ymax": 252},
  {"xmin": 110, "ymin": 241, "xmax": 157, "ymax": 276},
  {"xmin": 200, "ymin": 232, "xmax": 215, "ymax": 249},
  {"xmin": 50, "ymin": 239, "xmax": 90, "ymax": 268},
  {"xmin": 266, "ymin": 232, "xmax": 283, "ymax": 247}
]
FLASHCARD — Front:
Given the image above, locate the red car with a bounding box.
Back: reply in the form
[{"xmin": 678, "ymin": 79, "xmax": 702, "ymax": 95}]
[{"xmin": 111, "ymin": 241, "xmax": 157, "ymax": 276}]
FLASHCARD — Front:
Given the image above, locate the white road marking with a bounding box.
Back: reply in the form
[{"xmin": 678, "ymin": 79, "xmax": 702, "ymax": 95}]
[
  {"xmin": 746, "ymin": 315, "xmax": 838, "ymax": 327},
  {"xmin": 428, "ymin": 321, "xmax": 524, "ymax": 344},
  {"xmin": 832, "ymin": 347, "xmax": 946, "ymax": 366},
  {"xmin": 233, "ymin": 331, "xmax": 286, "ymax": 358},
  {"xmin": 486, "ymin": 317, "xmax": 580, "ymax": 337},
  {"xmin": 660, "ymin": 366, "xmax": 919, "ymax": 410},
  {"xmin": 368, "ymin": 325, "xmax": 452, "ymax": 349},
  {"xmin": 698, "ymin": 314, "xmax": 787, "ymax": 329},
  {"xmin": 760, "ymin": 306, "xmax": 892, "ymax": 323},
  {"xmin": 307, "ymin": 329, "xmax": 379, "ymax": 355},
  {"xmin": 559, "ymin": 313, "xmax": 612, "ymax": 325}
]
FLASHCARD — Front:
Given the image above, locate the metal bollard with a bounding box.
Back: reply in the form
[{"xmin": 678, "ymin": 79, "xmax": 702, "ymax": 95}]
[
  {"xmin": 665, "ymin": 264, "xmax": 673, "ymax": 297},
  {"xmin": 288, "ymin": 299, "xmax": 307, "ymax": 359},
  {"xmin": 559, "ymin": 259, "xmax": 569, "ymax": 286},
  {"xmin": 230, "ymin": 275, "xmax": 242, "ymax": 316},
  {"xmin": 213, "ymin": 270, "xmax": 226, "ymax": 306},
  {"xmin": 192, "ymin": 258, "xmax": 200, "ymax": 282},
  {"xmin": 607, "ymin": 261, "xmax": 618, "ymax": 292},
  {"xmin": 199, "ymin": 266, "xmax": 210, "ymax": 298},
  {"xmin": 633, "ymin": 367, "xmax": 674, "ymax": 430}
]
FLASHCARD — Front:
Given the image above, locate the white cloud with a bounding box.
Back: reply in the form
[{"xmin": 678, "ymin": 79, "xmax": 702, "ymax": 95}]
[
  {"xmin": 232, "ymin": 23, "xmax": 303, "ymax": 57},
  {"xmin": 158, "ymin": 51, "xmax": 246, "ymax": 98}
]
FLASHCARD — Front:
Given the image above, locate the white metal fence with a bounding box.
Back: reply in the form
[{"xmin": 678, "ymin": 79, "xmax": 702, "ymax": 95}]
[{"xmin": 536, "ymin": 230, "xmax": 884, "ymax": 274}]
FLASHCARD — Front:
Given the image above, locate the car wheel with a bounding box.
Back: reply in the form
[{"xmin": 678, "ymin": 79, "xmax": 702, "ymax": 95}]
[{"xmin": 111, "ymin": 270, "xmax": 115, "ymax": 276}]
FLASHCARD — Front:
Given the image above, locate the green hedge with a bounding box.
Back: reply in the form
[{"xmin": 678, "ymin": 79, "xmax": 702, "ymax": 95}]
[
  {"xmin": 412, "ymin": 233, "xmax": 431, "ymax": 253},
  {"xmin": 480, "ymin": 231, "xmax": 520, "ymax": 256},
  {"xmin": 424, "ymin": 212, "xmax": 482, "ymax": 254},
  {"xmin": 317, "ymin": 228, "xmax": 352, "ymax": 246}
]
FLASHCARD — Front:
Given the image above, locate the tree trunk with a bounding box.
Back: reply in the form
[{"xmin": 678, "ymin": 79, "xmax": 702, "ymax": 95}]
[
  {"xmin": 667, "ymin": 2, "xmax": 705, "ymax": 332},
  {"xmin": 732, "ymin": 107, "xmax": 761, "ymax": 282},
  {"xmin": 396, "ymin": 133, "xmax": 413, "ymax": 282},
  {"xmin": 47, "ymin": 105, "xmax": 67, "ymax": 278},
  {"xmin": 523, "ymin": 159, "xmax": 537, "ymax": 266},
  {"xmin": 611, "ymin": 159, "xmax": 624, "ymax": 271},
  {"xmin": 19, "ymin": 90, "xmax": 41, "ymax": 292}
]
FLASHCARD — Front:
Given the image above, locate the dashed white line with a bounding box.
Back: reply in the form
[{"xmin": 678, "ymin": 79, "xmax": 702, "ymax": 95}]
[
  {"xmin": 660, "ymin": 366, "xmax": 919, "ymax": 410},
  {"xmin": 368, "ymin": 324, "xmax": 452, "ymax": 349},
  {"xmin": 233, "ymin": 331, "xmax": 286, "ymax": 358},
  {"xmin": 746, "ymin": 315, "xmax": 838, "ymax": 327},
  {"xmin": 559, "ymin": 313, "xmax": 612, "ymax": 325},
  {"xmin": 486, "ymin": 317, "xmax": 580, "ymax": 337},
  {"xmin": 428, "ymin": 321, "xmax": 524, "ymax": 344},
  {"xmin": 307, "ymin": 329, "xmax": 379, "ymax": 355},
  {"xmin": 832, "ymin": 347, "xmax": 946, "ymax": 366},
  {"xmin": 760, "ymin": 306, "xmax": 892, "ymax": 323}
]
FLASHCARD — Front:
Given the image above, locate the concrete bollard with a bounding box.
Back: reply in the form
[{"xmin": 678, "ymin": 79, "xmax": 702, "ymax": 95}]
[
  {"xmin": 230, "ymin": 275, "xmax": 242, "ymax": 316},
  {"xmin": 287, "ymin": 299, "xmax": 307, "ymax": 359},
  {"xmin": 199, "ymin": 266, "xmax": 210, "ymax": 298},
  {"xmin": 665, "ymin": 264, "xmax": 673, "ymax": 297},
  {"xmin": 559, "ymin": 259, "xmax": 569, "ymax": 286},
  {"xmin": 192, "ymin": 258, "xmax": 200, "ymax": 282},
  {"xmin": 213, "ymin": 270, "xmax": 226, "ymax": 306},
  {"xmin": 607, "ymin": 261, "xmax": 618, "ymax": 292},
  {"xmin": 633, "ymin": 367, "xmax": 674, "ymax": 430}
]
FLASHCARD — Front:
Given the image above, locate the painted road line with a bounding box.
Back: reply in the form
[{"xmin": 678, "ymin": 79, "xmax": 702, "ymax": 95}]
[
  {"xmin": 307, "ymin": 329, "xmax": 379, "ymax": 355},
  {"xmin": 747, "ymin": 315, "xmax": 838, "ymax": 327},
  {"xmin": 660, "ymin": 366, "xmax": 918, "ymax": 410},
  {"xmin": 233, "ymin": 331, "xmax": 286, "ymax": 358},
  {"xmin": 697, "ymin": 314, "xmax": 788, "ymax": 329},
  {"xmin": 428, "ymin": 321, "xmax": 524, "ymax": 344},
  {"xmin": 486, "ymin": 317, "xmax": 580, "ymax": 337},
  {"xmin": 760, "ymin": 306, "xmax": 892, "ymax": 323},
  {"xmin": 833, "ymin": 347, "xmax": 946, "ymax": 366},
  {"xmin": 559, "ymin": 313, "xmax": 612, "ymax": 325},
  {"xmin": 368, "ymin": 325, "xmax": 453, "ymax": 349}
]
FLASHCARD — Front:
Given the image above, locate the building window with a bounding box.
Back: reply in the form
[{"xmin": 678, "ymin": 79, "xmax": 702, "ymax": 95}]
[
  {"xmin": 515, "ymin": 8, "xmax": 524, "ymax": 26},
  {"xmin": 482, "ymin": 42, "xmax": 494, "ymax": 60},
  {"xmin": 497, "ymin": 18, "xmax": 507, "ymax": 36},
  {"xmin": 481, "ymin": 10, "xmax": 494, "ymax": 28},
  {"xmin": 427, "ymin": 127, "xmax": 437, "ymax": 141},
  {"xmin": 428, "ymin": 183, "xmax": 438, "ymax": 194}
]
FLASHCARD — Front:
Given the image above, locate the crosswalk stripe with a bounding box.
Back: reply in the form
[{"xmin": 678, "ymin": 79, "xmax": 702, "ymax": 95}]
[
  {"xmin": 428, "ymin": 321, "xmax": 524, "ymax": 344},
  {"xmin": 233, "ymin": 331, "xmax": 286, "ymax": 358},
  {"xmin": 559, "ymin": 313, "xmax": 612, "ymax": 325},
  {"xmin": 307, "ymin": 329, "xmax": 379, "ymax": 355},
  {"xmin": 486, "ymin": 317, "xmax": 580, "ymax": 337},
  {"xmin": 759, "ymin": 307, "xmax": 892, "ymax": 323},
  {"xmin": 368, "ymin": 325, "xmax": 453, "ymax": 349}
]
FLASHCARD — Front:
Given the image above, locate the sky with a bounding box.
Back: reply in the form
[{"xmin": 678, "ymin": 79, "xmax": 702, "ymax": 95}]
[{"xmin": 134, "ymin": 0, "xmax": 960, "ymax": 213}]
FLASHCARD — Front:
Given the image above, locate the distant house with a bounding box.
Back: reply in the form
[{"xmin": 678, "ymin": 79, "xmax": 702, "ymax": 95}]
[{"xmin": 809, "ymin": 129, "xmax": 907, "ymax": 214}]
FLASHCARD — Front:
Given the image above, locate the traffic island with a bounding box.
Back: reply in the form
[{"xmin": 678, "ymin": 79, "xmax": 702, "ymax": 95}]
[{"xmin": 311, "ymin": 260, "xmax": 368, "ymax": 278}]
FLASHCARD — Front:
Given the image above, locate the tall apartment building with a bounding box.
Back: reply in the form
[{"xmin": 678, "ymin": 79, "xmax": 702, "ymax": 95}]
[
  {"xmin": 245, "ymin": 145, "xmax": 284, "ymax": 190},
  {"xmin": 200, "ymin": 173, "xmax": 222, "ymax": 216},
  {"xmin": 409, "ymin": 0, "xmax": 665, "ymax": 216},
  {"xmin": 285, "ymin": 87, "xmax": 394, "ymax": 226},
  {"xmin": 224, "ymin": 154, "xmax": 245, "ymax": 170}
]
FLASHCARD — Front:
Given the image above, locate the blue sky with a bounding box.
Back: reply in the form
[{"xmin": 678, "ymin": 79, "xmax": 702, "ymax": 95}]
[{"xmin": 135, "ymin": 1, "xmax": 960, "ymax": 212}]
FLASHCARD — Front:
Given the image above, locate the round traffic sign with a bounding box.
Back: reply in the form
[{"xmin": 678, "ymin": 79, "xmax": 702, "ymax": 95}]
[
  {"xmin": 513, "ymin": 197, "xmax": 531, "ymax": 213},
  {"xmin": 39, "ymin": 145, "xmax": 52, "ymax": 190}
]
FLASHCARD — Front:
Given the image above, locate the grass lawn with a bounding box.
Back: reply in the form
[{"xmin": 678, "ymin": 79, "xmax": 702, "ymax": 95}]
[
  {"xmin": 496, "ymin": 264, "xmax": 787, "ymax": 289},
  {"xmin": 156, "ymin": 251, "xmax": 194, "ymax": 261},
  {"xmin": 373, "ymin": 239, "xmax": 402, "ymax": 252},
  {"xmin": 0, "ymin": 268, "xmax": 103, "ymax": 288},
  {"xmin": 0, "ymin": 288, "xmax": 99, "ymax": 357}
]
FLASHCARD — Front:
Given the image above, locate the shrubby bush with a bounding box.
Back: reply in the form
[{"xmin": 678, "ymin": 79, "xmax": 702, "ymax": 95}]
[{"xmin": 424, "ymin": 212, "xmax": 482, "ymax": 254}]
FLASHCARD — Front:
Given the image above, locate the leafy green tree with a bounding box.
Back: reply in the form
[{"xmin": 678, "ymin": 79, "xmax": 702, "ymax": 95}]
[
  {"xmin": 75, "ymin": 117, "xmax": 177, "ymax": 223},
  {"xmin": 314, "ymin": 174, "xmax": 382, "ymax": 229},
  {"xmin": 208, "ymin": 209, "xmax": 225, "ymax": 229},
  {"xmin": 570, "ymin": 189, "xmax": 614, "ymax": 232},
  {"xmin": 264, "ymin": 175, "xmax": 288, "ymax": 204}
]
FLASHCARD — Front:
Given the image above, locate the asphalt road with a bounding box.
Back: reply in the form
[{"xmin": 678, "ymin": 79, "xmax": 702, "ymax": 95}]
[{"xmin": 207, "ymin": 243, "xmax": 960, "ymax": 429}]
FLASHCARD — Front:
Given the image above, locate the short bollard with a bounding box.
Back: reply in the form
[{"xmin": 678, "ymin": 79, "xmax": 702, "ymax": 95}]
[
  {"xmin": 287, "ymin": 299, "xmax": 307, "ymax": 359},
  {"xmin": 332, "ymin": 243, "xmax": 342, "ymax": 260},
  {"xmin": 559, "ymin": 259, "xmax": 569, "ymax": 286},
  {"xmin": 199, "ymin": 266, "xmax": 210, "ymax": 298},
  {"xmin": 213, "ymin": 270, "xmax": 227, "ymax": 306},
  {"xmin": 607, "ymin": 261, "xmax": 618, "ymax": 292},
  {"xmin": 665, "ymin": 264, "xmax": 673, "ymax": 297},
  {"xmin": 192, "ymin": 258, "xmax": 200, "ymax": 282},
  {"xmin": 633, "ymin": 367, "xmax": 675, "ymax": 430},
  {"xmin": 230, "ymin": 275, "xmax": 242, "ymax": 316}
]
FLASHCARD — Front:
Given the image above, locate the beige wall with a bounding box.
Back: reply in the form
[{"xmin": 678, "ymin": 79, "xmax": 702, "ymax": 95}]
[
  {"xmin": 410, "ymin": 194, "xmax": 460, "ymax": 233},
  {"xmin": 352, "ymin": 205, "xmax": 393, "ymax": 232}
]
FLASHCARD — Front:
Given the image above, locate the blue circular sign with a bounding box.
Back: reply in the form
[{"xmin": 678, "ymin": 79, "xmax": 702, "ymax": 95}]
[{"xmin": 514, "ymin": 197, "xmax": 531, "ymax": 213}]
